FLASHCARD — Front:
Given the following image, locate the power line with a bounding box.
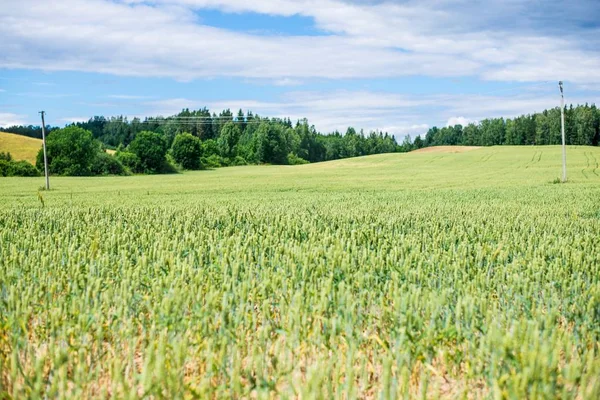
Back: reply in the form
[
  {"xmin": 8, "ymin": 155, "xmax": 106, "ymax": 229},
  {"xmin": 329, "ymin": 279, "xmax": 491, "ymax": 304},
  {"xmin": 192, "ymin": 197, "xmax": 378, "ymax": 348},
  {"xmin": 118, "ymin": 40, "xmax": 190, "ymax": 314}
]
[{"xmin": 59, "ymin": 81, "xmax": 566, "ymax": 129}]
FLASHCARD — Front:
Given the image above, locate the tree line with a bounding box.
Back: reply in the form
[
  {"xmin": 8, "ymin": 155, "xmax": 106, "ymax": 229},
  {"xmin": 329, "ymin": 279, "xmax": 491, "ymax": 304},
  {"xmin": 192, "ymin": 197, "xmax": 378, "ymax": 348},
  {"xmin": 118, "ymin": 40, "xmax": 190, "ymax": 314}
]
[
  {"xmin": 71, "ymin": 109, "xmax": 400, "ymax": 165},
  {"xmin": 406, "ymin": 104, "xmax": 600, "ymax": 150},
  {"xmin": 1, "ymin": 108, "xmax": 400, "ymax": 175},
  {"xmin": 1, "ymin": 103, "xmax": 599, "ymax": 176}
]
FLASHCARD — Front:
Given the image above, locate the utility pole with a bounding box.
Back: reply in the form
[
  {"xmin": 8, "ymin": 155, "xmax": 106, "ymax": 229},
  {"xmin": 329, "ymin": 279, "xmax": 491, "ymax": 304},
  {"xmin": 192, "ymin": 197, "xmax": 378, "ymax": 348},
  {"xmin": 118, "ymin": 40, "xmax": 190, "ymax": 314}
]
[
  {"xmin": 559, "ymin": 81, "xmax": 567, "ymax": 183},
  {"xmin": 39, "ymin": 111, "xmax": 50, "ymax": 190}
]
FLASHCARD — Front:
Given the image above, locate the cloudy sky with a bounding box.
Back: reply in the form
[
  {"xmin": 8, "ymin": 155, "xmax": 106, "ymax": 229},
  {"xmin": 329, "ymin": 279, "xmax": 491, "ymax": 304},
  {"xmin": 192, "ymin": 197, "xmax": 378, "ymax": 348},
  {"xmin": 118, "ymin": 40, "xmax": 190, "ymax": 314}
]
[{"xmin": 1, "ymin": 0, "xmax": 599, "ymax": 137}]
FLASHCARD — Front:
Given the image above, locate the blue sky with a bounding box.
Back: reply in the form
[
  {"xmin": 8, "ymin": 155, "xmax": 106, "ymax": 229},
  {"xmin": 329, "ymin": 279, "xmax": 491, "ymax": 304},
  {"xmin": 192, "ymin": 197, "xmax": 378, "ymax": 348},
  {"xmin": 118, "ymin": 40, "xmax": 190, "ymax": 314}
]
[{"xmin": 1, "ymin": 0, "xmax": 599, "ymax": 138}]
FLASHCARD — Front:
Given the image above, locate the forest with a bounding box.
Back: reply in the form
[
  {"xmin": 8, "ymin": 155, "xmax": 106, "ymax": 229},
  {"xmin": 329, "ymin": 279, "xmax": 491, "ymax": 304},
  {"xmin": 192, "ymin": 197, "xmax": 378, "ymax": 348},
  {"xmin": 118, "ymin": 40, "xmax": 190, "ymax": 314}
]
[{"xmin": 413, "ymin": 103, "xmax": 600, "ymax": 149}]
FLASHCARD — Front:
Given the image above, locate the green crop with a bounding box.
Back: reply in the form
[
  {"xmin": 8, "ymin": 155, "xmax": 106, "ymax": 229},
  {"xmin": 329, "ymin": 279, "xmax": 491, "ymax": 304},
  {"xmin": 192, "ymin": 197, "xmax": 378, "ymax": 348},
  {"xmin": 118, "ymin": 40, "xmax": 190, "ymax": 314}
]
[{"xmin": 1, "ymin": 146, "xmax": 600, "ymax": 399}]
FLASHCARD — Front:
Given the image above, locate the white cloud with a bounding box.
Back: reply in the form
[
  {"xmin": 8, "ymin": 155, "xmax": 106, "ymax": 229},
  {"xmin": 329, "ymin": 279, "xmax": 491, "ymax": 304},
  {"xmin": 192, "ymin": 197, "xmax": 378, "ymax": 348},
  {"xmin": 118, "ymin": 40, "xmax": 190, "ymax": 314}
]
[
  {"xmin": 59, "ymin": 117, "xmax": 90, "ymax": 123},
  {"xmin": 446, "ymin": 117, "xmax": 473, "ymax": 127},
  {"xmin": 0, "ymin": 113, "xmax": 27, "ymax": 128},
  {"xmin": 273, "ymin": 78, "xmax": 303, "ymax": 87},
  {"xmin": 0, "ymin": 0, "xmax": 598, "ymax": 83},
  {"xmin": 381, "ymin": 124, "xmax": 430, "ymax": 141}
]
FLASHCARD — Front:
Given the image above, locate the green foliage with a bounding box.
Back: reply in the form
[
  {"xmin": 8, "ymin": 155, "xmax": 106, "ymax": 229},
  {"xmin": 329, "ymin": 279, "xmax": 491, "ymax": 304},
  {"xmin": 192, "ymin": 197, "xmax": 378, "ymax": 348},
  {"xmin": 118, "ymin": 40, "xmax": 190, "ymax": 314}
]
[
  {"xmin": 171, "ymin": 133, "xmax": 202, "ymax": 170},
  {"xmin": 252, "ymin": 122, "xmax": 298, "ymax": 164},
  {"xmin": 231, "ymin": 156, "xmax": 248, "ymax": 166},
  {"xmin": 0, "ymin": 159, "xmax": 40, "ymax": 177},
  {"xmin": 201, "ymin": 154, "xmax": 228, "ymax": 168},
  {"xmin": 202, "ymin": 139, "xmax": 219, "ymax": 158},
  {"xmin": 115, "ymin": 151, "xmax": 141, "ymax": 173},
  {"xmin": 420, "ymin": 104, "xmax": 600, "ymax": 149},
  {"xmin": 128, "ymin": 131, "xmax": 168, "ymax": 173},
  {"xmin": 217, "ymin": 122, "xmax": 241, "ymax": 159},
  {"xmin": 90, "ymin": 152, "xmax": 127, "ymax": 176},
  {"xmin": 286, "ymin": 153, "xmax": 309, "ymax": 165},
  {"xmin": 163, "ymin": 154, "xmax": 181, "ymax": 174},
  {"xmin": 0, "ymin": 151, "xmax": 13, "ymax": 161},
  {"xmin": 35, "ymin": 126, "xmax": 100, "ymax": 176}
]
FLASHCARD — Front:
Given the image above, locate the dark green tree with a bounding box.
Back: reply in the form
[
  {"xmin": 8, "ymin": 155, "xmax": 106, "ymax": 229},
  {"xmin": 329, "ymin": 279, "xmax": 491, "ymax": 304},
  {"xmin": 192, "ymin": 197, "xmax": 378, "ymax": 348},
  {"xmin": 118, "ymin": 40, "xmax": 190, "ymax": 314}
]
[
  {"xmin": 463, "ymin": 123, "xmax": 480, "ymax": 145},
  {"xmin": 36, "ymin": 126, "xmax": 100, "ymax": 176},
  {"xmin": 171, "ymin": 133, "xmax": 202, "ymax": 170},
  {"xmin": 218, "ymin": 122, "xmax": 242, "ymax": 159},
  {"xmin": 128, "ymin": 131, "xmax": 167, "ymax": 173},
  {"xmin": 413, "ymin": 136, "xmax": 424, "ymax": 149}
]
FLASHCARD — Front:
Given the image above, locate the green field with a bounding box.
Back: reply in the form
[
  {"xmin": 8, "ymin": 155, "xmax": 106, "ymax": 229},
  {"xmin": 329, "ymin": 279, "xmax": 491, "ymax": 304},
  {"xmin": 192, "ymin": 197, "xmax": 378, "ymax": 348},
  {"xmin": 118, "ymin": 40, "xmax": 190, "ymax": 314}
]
[{"xmin": 1, "ymin": 146, "xmax": 600, "ymax": 398}]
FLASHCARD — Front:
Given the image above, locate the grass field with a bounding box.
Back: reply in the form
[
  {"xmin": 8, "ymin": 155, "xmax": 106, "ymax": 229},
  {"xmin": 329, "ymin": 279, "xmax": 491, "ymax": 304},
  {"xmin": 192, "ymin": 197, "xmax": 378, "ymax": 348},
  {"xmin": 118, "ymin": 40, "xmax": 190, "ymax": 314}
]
[
  {"xmin": 1, "ymin": 146, "xmax": 600, "ymax": 398},
  {"xmin": 0, "ymin": 132, "xmax": 42, "ymax": 164}
]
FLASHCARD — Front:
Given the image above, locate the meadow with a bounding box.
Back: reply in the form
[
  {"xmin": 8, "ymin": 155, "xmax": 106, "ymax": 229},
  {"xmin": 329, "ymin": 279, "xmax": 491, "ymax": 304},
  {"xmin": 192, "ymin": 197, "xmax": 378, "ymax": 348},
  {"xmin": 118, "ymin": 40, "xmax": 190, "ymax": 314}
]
[{"xmin": 1, "ymin": 146, "xmax": 600, "ymax": 399}]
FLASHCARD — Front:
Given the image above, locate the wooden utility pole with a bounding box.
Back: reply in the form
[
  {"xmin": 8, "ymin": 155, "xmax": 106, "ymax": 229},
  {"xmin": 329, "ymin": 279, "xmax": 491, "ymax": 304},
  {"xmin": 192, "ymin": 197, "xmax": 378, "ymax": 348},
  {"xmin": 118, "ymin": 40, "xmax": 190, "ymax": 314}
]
[
  {"xmin": 559, "ymin": 82, "xmax": 567, "ymax": 183},
  {"xmin": 40, "ymin": 111, "xmax": 50, "ymax": 190}
]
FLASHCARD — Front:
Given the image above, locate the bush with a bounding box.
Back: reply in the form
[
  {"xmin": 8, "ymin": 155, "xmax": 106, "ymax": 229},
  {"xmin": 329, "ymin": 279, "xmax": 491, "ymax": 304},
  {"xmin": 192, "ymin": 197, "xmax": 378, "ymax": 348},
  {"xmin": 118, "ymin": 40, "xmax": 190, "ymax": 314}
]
[
  {"xmin": 163, "ymin": 154, "xmax": 181, "ymax": 174},
  {"xmin": 0, "ymin": 159, "xmax": 40, "ymax": 177},
  {"xmin": 171, "ymin": 133, "xmax": 202, "ymax": 170},
  {"xmin": 202, "ymin": 139, "xmax": 219, "ymax": 157},
  {"xmin": 287, "ymin": 153, "xmax": 309, "ymax": 165},
  {"xmin": 91, "ymin": 152, "xmax": 127, "ymax": 176},
  {"xmin": 201, "ymin": 154, "xmax": 228, "ymax": 169},
  {"xmin": 36, "ymin": 126, "xmax": 100, "ymax": 176},
  {"xmin": 128, "ymin": 131, "xmax": 167, "ymax": 173},
  {"xmin": 0, "ymin": 152, "xmax": 13, "ymax": 162},
  {"xmin": 231, "ymin": 156, "xmax": 248, "ymax": 166},
  {"xmin": 115, "ymin": 151, "xmax": 141, "ymax": 173}
]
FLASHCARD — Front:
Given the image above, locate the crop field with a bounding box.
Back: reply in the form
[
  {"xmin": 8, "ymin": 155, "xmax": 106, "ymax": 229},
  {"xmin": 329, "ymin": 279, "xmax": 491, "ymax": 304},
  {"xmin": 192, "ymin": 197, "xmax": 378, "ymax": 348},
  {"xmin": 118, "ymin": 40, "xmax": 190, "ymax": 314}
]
[
  {"xmin": 1, "ymin": 146, "xmax": 600, "ymax": 399},
  {"xmin": 0, "ymin": 132, "xmax": 42, "ymax": 165}
]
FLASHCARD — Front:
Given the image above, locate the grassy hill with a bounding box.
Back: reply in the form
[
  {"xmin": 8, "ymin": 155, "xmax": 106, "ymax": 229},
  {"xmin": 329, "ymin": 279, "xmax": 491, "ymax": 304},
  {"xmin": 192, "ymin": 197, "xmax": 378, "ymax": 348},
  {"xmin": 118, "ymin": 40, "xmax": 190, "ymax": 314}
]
[
  {"xmin": 0, "ymin": 145, "xmax": 599, "ymax": 198},
  {"xmin": 1, "ymin": 146, "xmax": 599, "ymax": 398},
  {"xmin": 0, "ymin": 145, "xmax": 599, "ymax": 202},
  {"xmin": 0, "ymin": 131, "xmax": 42, "ymax": 164},
  {"xmin": 0, "ymin": 131, "xmax": 117, "ymax": 167}
]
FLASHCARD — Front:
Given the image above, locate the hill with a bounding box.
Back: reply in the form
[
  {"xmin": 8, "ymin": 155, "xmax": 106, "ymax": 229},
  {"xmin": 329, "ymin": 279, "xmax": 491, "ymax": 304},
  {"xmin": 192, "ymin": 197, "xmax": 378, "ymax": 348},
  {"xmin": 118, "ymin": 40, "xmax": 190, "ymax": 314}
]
[
  {"xmin": 0, "ymin": 131, "xmax": 42, "ymax": 164},
  {"xmin": 1, "ymin": 145, "xmax": 599, "ymax": 197},
  {"xmin": 411, "ymin": 145, "xmax": 481, "ymax": 153}
]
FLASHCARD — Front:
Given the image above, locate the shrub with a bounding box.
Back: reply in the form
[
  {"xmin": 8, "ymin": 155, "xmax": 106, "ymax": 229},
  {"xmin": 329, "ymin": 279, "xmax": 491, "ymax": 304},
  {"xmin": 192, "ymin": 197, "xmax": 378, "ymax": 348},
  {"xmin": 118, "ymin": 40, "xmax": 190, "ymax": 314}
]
[
  {"xmin": 91, "ymin": 152, "xmax": 127, "ymax": 176},
  {"xmin": 202, "ymin": 139, "xmax": 219, "ymax": 157},
  {"xmin": 201, "ymin": 154, "xmax": 228, "ymax": 169},
  {"xmin": 115, "ymin": 151, "xmax": 141, "ymax": 173},
  {"xmin": 231, "ymin": 156, "xmax": 248, "ymax": 166},
  {"xmin": 163, "ymin": 154, "xmax": 181, "ymax": 174},
  {"xmin": 0, "ymin": 152, "xmax": 13, "ymax": 162},
  {"xmin": 128, "ymin": 131, "xmax": 167, "ymax": 174},
  {"xmin": 171, "ymin": 133, "xmax": 202, "ymax": 170},
  {"xmin": 0, "ymin": 160, "xmax": 11, "ymax": 176},
  {"xmin": 0, "ymin": 159, "xmax": 40, "ymax": 177},
  {"xmin": 36, "ymin": 126, "xmax": 100, "ymax": 176},
  {"xmin": 287, "ymin": 153, "xmax": 309, "ymax": 165}
]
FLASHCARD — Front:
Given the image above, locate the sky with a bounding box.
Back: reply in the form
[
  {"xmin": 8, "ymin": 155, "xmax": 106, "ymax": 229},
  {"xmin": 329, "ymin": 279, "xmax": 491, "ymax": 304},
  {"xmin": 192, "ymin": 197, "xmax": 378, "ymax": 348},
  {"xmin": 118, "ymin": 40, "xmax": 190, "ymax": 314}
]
[{"xmin": 1, "ymin": 0, "xmax": 599, "ymax": 138}]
